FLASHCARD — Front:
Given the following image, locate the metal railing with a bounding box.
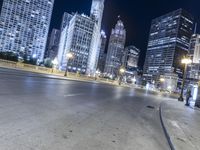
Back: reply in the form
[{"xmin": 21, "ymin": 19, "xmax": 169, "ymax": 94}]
[{"xmin": 0, "ymin": 59, "xmax": 120, "ymax": 86}]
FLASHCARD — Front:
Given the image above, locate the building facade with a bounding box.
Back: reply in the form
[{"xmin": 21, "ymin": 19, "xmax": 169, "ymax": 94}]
[
  {"xmin": 60, "ymin": 12, "xmax": 73, "ymax": 32},
  {"xmin": 188, "ymin": 34, "xmax": 200, "ymax": 80},
  {"xmin": 160, "ymin": 73, "xmax": 178, "ymax": 92},
  {"xmin": 0, "ymin": 0, "xmax": 54, "ymax": 62},
  {"xmin": 90, "ymin": 0, "xmax": 104, "ymax": 30},
  {"xmin": 191, "ymin": 34, "xmax": 200, "ymax": 63},
  {"xmin": 97, "ymin": 30, "xmax": 107, "ymax": 73},
  {"xmin": 57, "ymin": 12, "xmax": 73, "ymax": 68},
  {"xmin": 87, "ymin": 0, "xmax": 105, "ymax": 75},
  {"xmin": 58, "ymin": 14, "xmax": 95, "ymax": 74},
  {"xmin": 46, "ymin": 28, "xmax": 60, "ymax": 59},
  {"xmin": 122, "ymin": 45, "xmax": 140, "ymax": 71},
  {"xmin": 104, "ymin": 19, "xmax": 126, "ymax": 78},
  {"xmin": 143, "ymin": 9, "xmax": 194, "ymax": 82},
  {"xmin": 57, "ymin": 0, "xmax": 105, "ymax": 75}
]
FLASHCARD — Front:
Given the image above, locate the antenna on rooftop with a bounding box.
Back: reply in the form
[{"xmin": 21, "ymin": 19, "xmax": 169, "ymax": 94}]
[{"xmin": 194, "ymin": 23, "xmax": 197, "ymax": 34}]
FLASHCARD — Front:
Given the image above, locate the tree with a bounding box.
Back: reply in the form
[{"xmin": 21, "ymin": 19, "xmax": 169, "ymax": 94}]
[{"xmin": 0, "ymin": 52, "xmax": 18, "ymax": 62}]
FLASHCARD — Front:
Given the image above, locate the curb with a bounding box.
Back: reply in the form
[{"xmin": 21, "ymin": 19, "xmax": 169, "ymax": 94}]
[
  {"xmin": 189, "ymin": 106, "xmax": 200, "ymax": 112},
  {"xmin": 159, "ymin": 103, "xmax": 175, "ymax": 150}
]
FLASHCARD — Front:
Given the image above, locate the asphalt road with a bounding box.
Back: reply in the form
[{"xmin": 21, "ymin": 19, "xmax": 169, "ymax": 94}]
[{"xmin": 0, "ymin": 68, "xmax": 171, "ymax": 150}]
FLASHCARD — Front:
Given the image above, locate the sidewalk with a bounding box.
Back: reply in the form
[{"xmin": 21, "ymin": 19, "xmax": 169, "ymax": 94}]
[{"xmin": 160, "ymin": 100, "xmax": 200, "ymax": 150}]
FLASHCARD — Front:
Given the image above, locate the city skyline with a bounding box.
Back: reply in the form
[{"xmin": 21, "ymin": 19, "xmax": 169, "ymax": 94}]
[
  {"xmin": 1, "ymin": 0, "xmax": 200, "ymax": 67},
  {"xmin": 49, "ymin": 0, "xmax": 200, "ymax": 68},
  {"xmin": 0, "ymin": 1, "xmax": 200, "ymax": 149}
]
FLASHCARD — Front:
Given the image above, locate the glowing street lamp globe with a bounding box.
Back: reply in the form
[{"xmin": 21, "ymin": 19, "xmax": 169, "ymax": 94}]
[
  {"xmin": 119, "ymin": 68, "xmax": 126, "ymax": 74},
  {"xmin": 66, "ymin": 52, "xmax": 74, "ymax": 59},
  {"xmin": 160, "ymin": 78, "xmax": 165, "ymax": 82},
  {"xmin": 181, "ymin": 58, "xmax": 192, "ymax": 64},
  {"xmin": 178, "ymin": 57, "xmax": 192, "ymax": 102}
]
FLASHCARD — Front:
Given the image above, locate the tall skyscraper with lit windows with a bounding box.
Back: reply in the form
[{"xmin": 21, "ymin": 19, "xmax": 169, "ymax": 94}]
[
  {"xmin": 46, "ymin": 28, "xmax": 60, "ymax": 59},
  {"xmin": 57, "ymin": 0, "xmax": 105, "ymax": 75},
  {"xmin": 90, "ymin": 0, "xmax": 104, "ymax": 29},
  {"xmin": 104, "ymin": 19, "xmax": 126, "ymax": 78},
  {"xmin": 187, "ymin": 34, "xmax": 200, "ymax": 80},
  {"xmin": 0, "ymin": 0, "xmax": 54, "ymax": 62},
  {"xmin": 58, "ymin": 13, "xmax": 96, "ymax": 74},
  {"xmin": 143, "ymin": 9, "xmax": 194, "ymax": 82},
  {"xmin": 97, "ymin": 30, "xmax": 107, "ymax": 73}
]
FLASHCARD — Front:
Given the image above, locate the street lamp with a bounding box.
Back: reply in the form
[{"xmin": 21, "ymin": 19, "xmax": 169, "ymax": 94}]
[
  {"xmin": 64, "ymin": 52, "xmax": 74, "ymax": 77},
  {"xmin": 52, "ymin": 57, "xmax": 58, "ymax": 73},
  {"xmin": 160, "ymin": 78, "xmax": 165, "ymax": 82},
  {"xmin": 119, "ymin": 67, "xmax": 126, "ymax": 85},
  {"xmin": 132, "ymin": 76, "xmax": 137, "ymax": 84},
  {"xmin": 119, "ymin": 68, "xmax": 126, "ymax": 74},
  {"xmin": 159, "ymin": 78, "xmax": 165, "ymax": 90},
  {"xmin": 95, "ymin": 70, "xmax": 101, "ymax": 80},
  {"xmin": 178, "ymin": 57, "xmax": 192, "ymax": 102}
]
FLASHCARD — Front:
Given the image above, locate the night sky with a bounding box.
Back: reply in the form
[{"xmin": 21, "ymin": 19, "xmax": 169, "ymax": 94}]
[{"xmin": 1, "ymin": 0, "xmax": 200, "ymax": 68}]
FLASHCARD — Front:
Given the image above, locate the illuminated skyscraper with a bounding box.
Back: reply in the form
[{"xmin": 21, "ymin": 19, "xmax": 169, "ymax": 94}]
[
  {"xmin": 188, "ymin": 34, "xmax": 200, "ymax": 80},
  {"xmin": 0, "ymin": 0, "xmax": 54, "ymax": 62},
  {"xmin": 58, "ymin": 14, "xmax": 96, "ymax": 74},
  {"xmin": 87, "ymin": 0, "xmax": 105, "ymax": 75},
  {"xmin": 97, "ymin": 30, "xmax": 107, "ymax": 73},
  {"xmin": 60, "ymin": 12, "xmax": 73, "ymax": 32},
  {"xmin": 57, "ymin": 0, "xmax": 105, "ymax": 75},
  {"xmin": 143, "ymin": 9, "xmax": 194, "ymax": 82},
  {"xmin": 46, "ymin": 29, "xmax": 60, "ymax": 59},
  {"xmin": 90, "ymin": 0, "xmax": 105, "ymax": 29},
  {"xmin": 189, "ymin": 34, "xmax": 200, "ymax": 64},
  {"xmin": 104, "ymin": 19, "xmax": 126, "ymax": 78}
]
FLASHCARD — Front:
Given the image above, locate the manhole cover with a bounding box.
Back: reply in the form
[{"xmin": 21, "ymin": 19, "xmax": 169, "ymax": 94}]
[{"xmin": 147, "ymin": 105, "xmax": 155, "ymax": 109}]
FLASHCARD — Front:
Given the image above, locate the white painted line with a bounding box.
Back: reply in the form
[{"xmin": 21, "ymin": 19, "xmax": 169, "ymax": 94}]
[{"xmin": 64, "ymin": 93, "xmax": 85, "ymax": 97}]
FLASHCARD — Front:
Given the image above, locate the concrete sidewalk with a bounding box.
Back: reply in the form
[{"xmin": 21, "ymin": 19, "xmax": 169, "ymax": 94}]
[{"xmin": 160, "ymin": 100, "xmax": 200, "ymax": 150}]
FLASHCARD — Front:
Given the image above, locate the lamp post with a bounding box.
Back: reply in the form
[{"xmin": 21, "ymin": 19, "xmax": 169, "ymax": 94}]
[
  {"xmin": 159, "ymin": 77, "xmax": 165, "ymax": 91},
  {"xmin": 64, "ymin": 52, "xmax": 74, "ymax": 77},
  {"xmin": 95, "ymin": 70, "xmax": 101, "ymax": 80},
  {"xmin": 178, "ymin": 58, "xmax": 192, "ymax": 102},
  {"xmin": 51, "ymin": 57, "xmax": 58, "ymax": 73},
  {"xmin": 119, "ymin": 67, "xmax": 126, "ymax": 85}
]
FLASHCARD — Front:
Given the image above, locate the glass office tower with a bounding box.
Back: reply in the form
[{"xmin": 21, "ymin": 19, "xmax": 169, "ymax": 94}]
[
  {"xmin": 0, "ymin": 0, "xmax": 54, "ymax": 62},
  {"xmin": 143, "ymin": 9, "xmax": 194, "ymax": 82}
]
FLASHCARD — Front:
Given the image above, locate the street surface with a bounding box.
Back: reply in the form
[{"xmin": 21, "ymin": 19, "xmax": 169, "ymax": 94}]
[{"xmin": 0, "ymin": 68, "xmax": 170, "ymax": 150}]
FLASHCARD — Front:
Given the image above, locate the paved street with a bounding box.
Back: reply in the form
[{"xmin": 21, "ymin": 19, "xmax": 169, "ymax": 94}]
[{"xmin": 0, "ymin": 68, "xmax": 170, "ymax": 150}]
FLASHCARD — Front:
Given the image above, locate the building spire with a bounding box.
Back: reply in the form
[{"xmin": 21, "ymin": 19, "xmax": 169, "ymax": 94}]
[{"xmin": 118, "ymin": 15, "xmax": 121, "ymax": 19}]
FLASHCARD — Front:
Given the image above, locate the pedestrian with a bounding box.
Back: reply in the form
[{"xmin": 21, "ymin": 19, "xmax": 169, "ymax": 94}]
[{"xmin": 185, "ymin": 88, "xmax": 192, "ymax": 106}]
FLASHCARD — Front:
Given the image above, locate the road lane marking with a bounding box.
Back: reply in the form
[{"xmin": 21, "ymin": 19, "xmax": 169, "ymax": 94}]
[{"xmin": 64, "ymin": 93, "xmax": 85, "ymax": 97}]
